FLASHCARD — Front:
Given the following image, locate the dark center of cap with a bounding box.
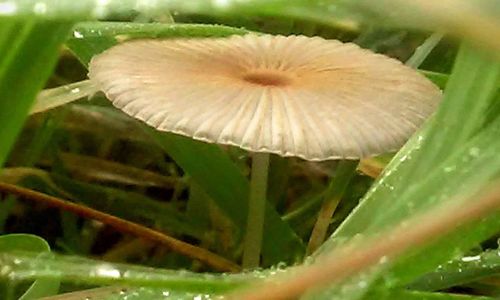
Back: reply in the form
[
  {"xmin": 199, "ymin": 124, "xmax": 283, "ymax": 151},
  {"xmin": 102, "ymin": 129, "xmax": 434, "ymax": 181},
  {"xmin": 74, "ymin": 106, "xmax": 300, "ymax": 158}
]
[{"xmin": 242, "ymin": 71, "xmax": 292, "ymax": 87}]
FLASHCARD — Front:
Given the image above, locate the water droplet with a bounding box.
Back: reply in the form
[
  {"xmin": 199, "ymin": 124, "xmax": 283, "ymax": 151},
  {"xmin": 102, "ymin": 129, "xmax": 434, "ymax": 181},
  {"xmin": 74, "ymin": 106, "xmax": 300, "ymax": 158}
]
[
  {"xmin": 73, "ymin": 31, "xmax": 84, "ymax": 39},
  {"xmin": 0, "ymin": 1, "xmax": 16, "ymax": 15},
  {"xmin": 213, "ymin": 0, "xmax": 230, "ymax": 7},
  {"xmin": 94, "ymin": 264, "xmax": 121, "ymax": 278},
  {"xmin": 33, "ymin": 2, "xmax": 47, "ymax": 14},
  {"xmin": 444, "ymin": 165, "xmax": 456, "ymax": 173},
  {"xmin": 0, "ymin": 265, "xmax": 12, "ymax": 276},
  {"xmin": 468, "ymin": 147, "xmax": 480, "ymax": 157},
  {"xmin": 115, "ymin": 34, "xmax": 131, "ymax": 43},
  {"xmin": 461, "ymin": 255, "xmax": 480, "ymax": 262},
  {"xmin": 379, "ymin": 256, "xmax": 389, "ymax": 264},
  {"xmin": 93, "ymin": 0, "xmax": 111, "ymax": 18}
]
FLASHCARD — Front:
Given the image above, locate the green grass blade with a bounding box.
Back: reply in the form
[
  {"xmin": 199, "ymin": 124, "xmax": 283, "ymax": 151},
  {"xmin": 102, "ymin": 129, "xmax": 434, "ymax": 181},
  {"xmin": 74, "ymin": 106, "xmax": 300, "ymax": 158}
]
[
  {"xmin": 374, "ymin": 289, "xmax": 493, "ymax": 300},
  {"xmin": 409, "ymin": 249, "xmax": 500, "ymax": 292},
  {"xmin": 408, "ymin": 44, "xmax": 500, "ymax": 179},
  {"xmin": 0, "ymin": 19, "xmax": 72, "ymax": 168},
  {"xmin": 0, "ymin": 234, "xmax": 60, "ymax": 300},
  {"xmin": 0, "ymin": 250, "xmax": 251, "ymax": 293},
  {"xmin": 67, "ymin": 22, "xmax": 248, "ymax": 65}
]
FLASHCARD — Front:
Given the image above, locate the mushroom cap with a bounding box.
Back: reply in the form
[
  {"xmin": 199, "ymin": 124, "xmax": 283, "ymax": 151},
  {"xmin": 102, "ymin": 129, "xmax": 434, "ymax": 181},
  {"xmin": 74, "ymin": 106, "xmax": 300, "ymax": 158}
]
[{"xmin": 88, "ymin": 34, "xmax": 441, "ymax": 161}]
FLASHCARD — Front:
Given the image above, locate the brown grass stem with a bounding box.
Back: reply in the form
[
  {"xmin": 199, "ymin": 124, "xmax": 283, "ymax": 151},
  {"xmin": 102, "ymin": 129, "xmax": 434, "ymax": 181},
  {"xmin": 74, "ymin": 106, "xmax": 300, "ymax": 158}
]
[{"xmin": 0, "ymin": 181, "xmax": 240, "ymax": 272}]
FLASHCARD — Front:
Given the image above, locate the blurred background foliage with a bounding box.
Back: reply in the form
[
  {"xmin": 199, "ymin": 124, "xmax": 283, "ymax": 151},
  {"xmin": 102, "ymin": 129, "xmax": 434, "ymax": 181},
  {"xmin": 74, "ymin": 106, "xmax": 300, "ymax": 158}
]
[{"xmin": 0, "ymin": 0, "xmax": 499, "ymax": 299}]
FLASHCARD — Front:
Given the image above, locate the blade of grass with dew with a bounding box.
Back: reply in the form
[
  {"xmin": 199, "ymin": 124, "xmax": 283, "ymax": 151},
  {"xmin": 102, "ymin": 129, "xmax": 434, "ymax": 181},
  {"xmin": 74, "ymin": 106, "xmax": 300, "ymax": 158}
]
[
  {"xmin": 310, "ymin": 44, "xmax": 500, "ymax": 299},
  {"xmin": 39, "ymin": 287, "xmax": 217, "ymax": 300},
  {"xmin": 0, "ymin": 250, "xmax": 255, "ymax": 294},
  {"xmin": 0, "ymin": 0, "xmax": 173, "ymax": 20},
  {"xmin": 66, "ymin": 22, "xmax": 305, "ymax": 265},
  {"xmin": 0, "ymin": 234, "xmax": 60, "ymax": 300},
  {"xmin": 373, "ymin": 289, "xmax": 493, "ymax": 300},
  {"xmin": 66, "ymin": 286, "xmax": 494, "ymax": 300},
  {"xmin": 0, "ymin": 19, "xmax": 72, "ymax": 168},
  {"xmin": 66, "ymin": 22, "xmax": 249, "ymax": 65},
  {"xmin": 408, "ymin": 249, "xmax": 500, "ymax": 292}
]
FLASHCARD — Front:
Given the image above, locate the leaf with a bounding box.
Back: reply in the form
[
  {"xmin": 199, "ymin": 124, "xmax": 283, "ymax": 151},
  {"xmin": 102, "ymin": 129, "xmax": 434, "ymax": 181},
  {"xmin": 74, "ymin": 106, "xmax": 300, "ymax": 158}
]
[
  {"xmin": 0, "ymin": 250, "xmax": 252, "ymax": 294},
  {"xmin": 66, "ymin": 22, "xmax": 248, "ymax": 65},
  {"xmin": 0, "ymin": 234, "xmax": 60, "ymax": 300},
  {"xmin": 408, "ymin": 249, "xmax": 500, "ymax": 292},
  {"xmin": 0, "ymin": 19, "xmax": 73, "ymax": 167},
  {"xmin": 0, "ymin": 0, "xmax": 173, "ymax": 20}
]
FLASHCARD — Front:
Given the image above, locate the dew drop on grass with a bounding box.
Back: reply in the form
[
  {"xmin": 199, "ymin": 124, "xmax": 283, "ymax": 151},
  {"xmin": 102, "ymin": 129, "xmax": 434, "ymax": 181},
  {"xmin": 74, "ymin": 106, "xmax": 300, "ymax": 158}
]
[
  {"xmin": 0, "ymin": 265, "xmax": 12, "ymax": 276},
  {"xmin": 0, "ymin": 1, "xmax": 16, "ymax": 15},
  {"xmin": 73, "ymin": 31, "xmax": 84, "ymax": 39},
  {"xmin": 213, "ymin": 0, "xmax": 230, "ymax": 8},
  {"xmin": 468, "ymin": 147, "xmax": 480, "ymax": 157},
  {"xmin": 461, "ymin": 255, "xmax": 480, "ymax": 262},
  {"xmin": 444, "ymin": 165, "xmax": 456, "ymax": 173},
  {"xmin": 93, "ymin": 0, "xmax": 111, "ymax": 18},
  {"xmin": 379, "ymin": 256, "xmax": 389, "ymax": 265},
  {"xmin": 33, "ymin": 2, "xmax": 47, "ymax": 14},
  {"xmin": 91, "ymin": 264, "xmax": 122, "ymax": 279}
]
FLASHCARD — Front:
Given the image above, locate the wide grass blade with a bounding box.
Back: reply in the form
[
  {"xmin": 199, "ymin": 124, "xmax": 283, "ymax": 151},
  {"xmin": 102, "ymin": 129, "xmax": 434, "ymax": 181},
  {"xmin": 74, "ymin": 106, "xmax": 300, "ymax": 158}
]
[
  {"xmin": 0, "ymin": 19, "xmax": 72, "ymax": 167},
  {"xmin": 0, "ymin": 234, "xmax": 60, "ymax": 300}
]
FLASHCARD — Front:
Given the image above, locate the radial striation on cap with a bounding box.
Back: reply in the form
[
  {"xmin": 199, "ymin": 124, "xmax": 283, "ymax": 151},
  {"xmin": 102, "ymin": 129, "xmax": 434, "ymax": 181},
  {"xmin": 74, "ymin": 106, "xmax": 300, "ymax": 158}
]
[{"xmin": 88, "ymin": 34, "xmax": 442, "ymax": 161}]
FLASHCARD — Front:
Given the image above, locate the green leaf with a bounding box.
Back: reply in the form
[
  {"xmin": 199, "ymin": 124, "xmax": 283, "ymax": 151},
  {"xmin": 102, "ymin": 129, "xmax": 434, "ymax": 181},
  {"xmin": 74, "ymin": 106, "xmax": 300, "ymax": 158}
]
[
  {"xmin": 66, "ymin": 22, "xmax": 248, "ymax": 65},
  {"xmin": 0, "ymin": 0, "xmax": 173, "ymax": 20},
  {"xmin": 409, "ymin": 249, "xmax": 500, "ymax": 292},
  {"xmin": 0, "ymin": 19, "xmax": 73, "ymax": 168},
  {"xmin": 0, "ymin": 250, "xmax": 252, "ymax": 294},
  {"xmin": 373, "ymin": 289, "xmax": 493, "ymax": 300},
  {"xmin": 0, "ymin": 234, "xmax": 60, "ymax": 300}
]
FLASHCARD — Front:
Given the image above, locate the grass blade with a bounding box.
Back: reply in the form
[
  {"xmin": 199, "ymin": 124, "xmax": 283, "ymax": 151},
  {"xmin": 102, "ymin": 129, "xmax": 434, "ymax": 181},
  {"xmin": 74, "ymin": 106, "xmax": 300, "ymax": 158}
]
[{"xmin": 0, "ymin": 19, "xmax": 72, "ymax": 167}]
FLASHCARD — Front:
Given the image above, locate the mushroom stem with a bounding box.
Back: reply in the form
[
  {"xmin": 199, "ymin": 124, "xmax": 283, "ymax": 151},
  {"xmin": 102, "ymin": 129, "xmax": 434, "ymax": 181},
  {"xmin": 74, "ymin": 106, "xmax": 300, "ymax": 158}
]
[
  {"xmin": 307, "ymin": 160, "xmax": 359, "ymax": 255},
  {"xmin": 243, "ymin": 152, "xmax": 271, "ymax": 269}
]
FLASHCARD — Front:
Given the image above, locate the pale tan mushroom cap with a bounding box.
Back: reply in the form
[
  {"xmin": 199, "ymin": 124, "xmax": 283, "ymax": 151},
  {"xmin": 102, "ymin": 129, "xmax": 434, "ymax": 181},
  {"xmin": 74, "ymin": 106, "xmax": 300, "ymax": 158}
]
[{"xmin": 88, "ymin": 34, "xmax": 441, "ymax": 161}]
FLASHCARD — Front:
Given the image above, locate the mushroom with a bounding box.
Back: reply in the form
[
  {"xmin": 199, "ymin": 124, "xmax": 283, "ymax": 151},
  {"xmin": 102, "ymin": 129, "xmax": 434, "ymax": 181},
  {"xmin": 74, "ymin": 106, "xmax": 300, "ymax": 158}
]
[{"xmin": 88, "ymin": 34, "xmax": 441, "ymax": 268}]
